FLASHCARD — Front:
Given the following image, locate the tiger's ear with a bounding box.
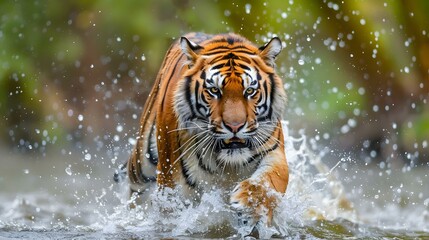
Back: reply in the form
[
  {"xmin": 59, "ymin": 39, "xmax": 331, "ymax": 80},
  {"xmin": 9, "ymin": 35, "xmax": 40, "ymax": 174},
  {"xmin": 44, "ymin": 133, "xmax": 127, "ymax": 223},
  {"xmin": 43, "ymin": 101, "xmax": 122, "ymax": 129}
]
[
  {"xmin": 180, "ymin": 37, "xmax": 203, "ymax": 64},
  {"xmin": 258, "ymin": 37, "xmax": 282, "ymax": 66}
]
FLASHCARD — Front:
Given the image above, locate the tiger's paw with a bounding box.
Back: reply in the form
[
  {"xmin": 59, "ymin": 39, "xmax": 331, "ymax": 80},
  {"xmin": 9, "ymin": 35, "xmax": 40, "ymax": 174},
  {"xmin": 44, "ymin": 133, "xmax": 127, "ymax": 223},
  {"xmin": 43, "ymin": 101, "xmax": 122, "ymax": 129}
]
[{"xmin": 230, "ymin": 179, "xmax": 278, "ymax": 227}]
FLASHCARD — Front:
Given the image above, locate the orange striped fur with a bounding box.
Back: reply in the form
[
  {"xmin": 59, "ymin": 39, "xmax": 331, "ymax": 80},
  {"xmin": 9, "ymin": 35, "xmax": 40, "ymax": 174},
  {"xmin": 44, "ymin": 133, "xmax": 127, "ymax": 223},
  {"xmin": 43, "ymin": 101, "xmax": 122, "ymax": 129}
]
[{"xmin": 115, "ymin": 33, "xmax": 289, "ymax": 226}]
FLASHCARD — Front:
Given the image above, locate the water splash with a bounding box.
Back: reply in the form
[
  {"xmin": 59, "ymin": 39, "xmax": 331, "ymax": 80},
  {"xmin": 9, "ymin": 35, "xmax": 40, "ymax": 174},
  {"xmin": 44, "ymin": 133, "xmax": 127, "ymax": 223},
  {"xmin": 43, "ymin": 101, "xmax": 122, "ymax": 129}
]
[
  {"xmin": 0, "ymin": 122, "xmax": 427, "ymax": 239},
  {"xmin": 93, "ymin": 121, "xmax": 357, "ymax": 238}
]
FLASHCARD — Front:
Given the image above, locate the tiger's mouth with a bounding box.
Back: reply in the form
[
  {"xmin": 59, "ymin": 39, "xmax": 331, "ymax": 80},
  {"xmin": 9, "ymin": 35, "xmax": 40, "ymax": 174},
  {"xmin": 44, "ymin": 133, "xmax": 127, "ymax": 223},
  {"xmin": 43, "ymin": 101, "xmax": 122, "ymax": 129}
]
[{"xmin": 220, "ymin": 137, "xmax": 249, "ymax": 149}]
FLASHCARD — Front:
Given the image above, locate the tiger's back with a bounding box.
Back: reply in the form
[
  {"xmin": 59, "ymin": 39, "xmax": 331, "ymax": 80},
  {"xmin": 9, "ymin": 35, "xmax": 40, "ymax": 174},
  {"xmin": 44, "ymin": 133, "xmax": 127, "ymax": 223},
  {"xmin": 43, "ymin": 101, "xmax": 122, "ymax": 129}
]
[
  {"xmin": 115, "ymin": 32, "xmax": 289, "ymax": 226},
  {"xmin": 115, "ymin": 33, "xmax": 212, "ymax": 193}
]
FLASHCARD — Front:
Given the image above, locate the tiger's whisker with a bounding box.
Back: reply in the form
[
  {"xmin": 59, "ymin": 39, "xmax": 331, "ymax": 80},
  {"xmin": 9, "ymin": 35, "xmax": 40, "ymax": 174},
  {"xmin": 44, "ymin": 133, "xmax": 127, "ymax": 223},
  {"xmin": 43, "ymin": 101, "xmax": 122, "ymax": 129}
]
[
  {"xmin": 167, "ymin": 126, "xmax": 202, "ymax": 133},
  {"xmin": 173, "ymin": 130, "xmax": 211, "ymax": 153}
]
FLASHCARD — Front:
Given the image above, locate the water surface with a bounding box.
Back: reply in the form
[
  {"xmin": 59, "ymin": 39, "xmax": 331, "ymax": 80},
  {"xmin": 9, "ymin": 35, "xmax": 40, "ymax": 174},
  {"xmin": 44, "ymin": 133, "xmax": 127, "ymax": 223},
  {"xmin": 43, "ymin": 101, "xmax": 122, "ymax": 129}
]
[{"xmin": 1, "ymin": 124, "xmax": 428, "ymax": 239}]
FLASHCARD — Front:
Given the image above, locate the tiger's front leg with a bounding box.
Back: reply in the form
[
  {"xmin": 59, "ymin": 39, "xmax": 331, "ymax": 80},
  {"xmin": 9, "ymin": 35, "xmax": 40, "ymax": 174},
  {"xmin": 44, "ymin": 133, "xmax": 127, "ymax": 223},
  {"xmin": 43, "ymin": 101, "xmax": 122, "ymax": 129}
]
[{"xmin": 230, "ymin": 148, "xmax": 289, "ymax": 227}]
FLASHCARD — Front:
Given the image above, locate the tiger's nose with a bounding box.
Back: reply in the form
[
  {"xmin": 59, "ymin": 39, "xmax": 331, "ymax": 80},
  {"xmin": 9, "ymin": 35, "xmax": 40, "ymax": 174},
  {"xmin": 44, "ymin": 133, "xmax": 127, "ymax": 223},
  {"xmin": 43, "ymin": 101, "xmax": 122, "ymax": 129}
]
[{"xmin": 224, "ymin": 121, "xmax": 245, "ymax": 133}]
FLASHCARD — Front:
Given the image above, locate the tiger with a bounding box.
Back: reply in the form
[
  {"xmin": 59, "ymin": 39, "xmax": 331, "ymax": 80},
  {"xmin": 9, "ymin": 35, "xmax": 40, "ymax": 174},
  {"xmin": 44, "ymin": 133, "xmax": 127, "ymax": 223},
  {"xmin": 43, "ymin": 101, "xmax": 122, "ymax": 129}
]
[{"xmin": 114, "ymin": 32, "xmax": 289, "ymax": 227}]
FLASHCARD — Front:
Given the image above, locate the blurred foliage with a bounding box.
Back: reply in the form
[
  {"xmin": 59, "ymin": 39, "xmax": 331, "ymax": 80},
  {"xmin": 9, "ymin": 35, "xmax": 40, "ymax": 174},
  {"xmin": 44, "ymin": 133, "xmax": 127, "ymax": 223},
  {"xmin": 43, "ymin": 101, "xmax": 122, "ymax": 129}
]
[{"xmin": 0, "ymin": 0, "xmax": 428, "ymax": 164}]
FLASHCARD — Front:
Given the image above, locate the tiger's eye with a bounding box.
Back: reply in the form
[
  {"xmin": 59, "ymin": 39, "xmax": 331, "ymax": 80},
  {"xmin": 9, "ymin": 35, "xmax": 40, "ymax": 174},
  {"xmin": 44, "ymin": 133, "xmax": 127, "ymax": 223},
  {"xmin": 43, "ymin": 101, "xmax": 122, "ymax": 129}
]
[
  {"xmin": 210, "ymin": 87, "xmax": 219, "ymax": 93},
  {"xmin": 246, "ymin": 88, "xmax": 255, "ymax": 95}
]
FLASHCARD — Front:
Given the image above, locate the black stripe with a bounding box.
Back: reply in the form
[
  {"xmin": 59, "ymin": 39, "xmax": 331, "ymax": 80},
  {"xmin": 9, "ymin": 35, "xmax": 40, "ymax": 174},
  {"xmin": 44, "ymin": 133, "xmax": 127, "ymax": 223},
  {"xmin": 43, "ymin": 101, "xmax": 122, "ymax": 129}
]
[
  {"xmin": 257, "ymin": 116, "xmax": 270, "ymax": 122},
  {"xmin": 195, "ymin": 81, "xmax": 206, "ymax": 117},
  {"xmin": 204, "ymin": 49, "xmax": 256, "ymax": 56},
  {"xmin": 238, "ymin": 64, "xmax": 251, "ymax": 71},
  {"xmin": 211, "ymin": 71, "xmax": 221, "ymax": 77},
  {"xmin": 209, "ymin": 55, "xmax": 226, "ymax": 64},
  {"xmin": 181, "ymin": 159, "xmax": 196, "ymax": 188},
  {"xmin": 222, "ymin": 52, "xmax": 238, "ymax": 60},
  {"xmin": 139, "ymin": 171, "xmax": 157, "ymax": 183},
  {"xmin": 204, "ymin": 45, "xmax": 251, "ymax": 51},
  {"xmin": 200, "ymin": 71, "xmax": 206, "ymax": 80},
  {"xmin": 211, "ymin": 44, "xmax": 254, "ymax": 51},
  {"xmin": 267, "ymin": 74, "xmax": 276, "ymax": 120},
  {"xmin": 257, "ymin": 80, "xmax": 269, "ymax": 117},
  {"xmin": 197, "ymin": 151, "xmax": 215, "ymax": 174},
  {"xmin": 256, "ymin": 69, "xmax": 262, "ymax": 80},
  {"xmin": 256, "ymin": 93, "xmax": 263, "ymax": 105},
  {"xmin": 230, "ymin": 50, "xmax": 257, "ymax": 55},
  {"xmin": 184, "ymin": 76, "xmax": 197, "ymax": 120},
  {"xmin": 146, "ymin": 126, "xmax": 158, "ymax": 165},
  {"xmin": 247, "ymin": 143, "xmax": 279, "ymax": 165},
  {"xmin": 204, "ymin": 49, "xmax": 232, "ymax": 55},
  {"xmin": 211, "ymin": 63, "xmax": 224, "ymax": 70}
]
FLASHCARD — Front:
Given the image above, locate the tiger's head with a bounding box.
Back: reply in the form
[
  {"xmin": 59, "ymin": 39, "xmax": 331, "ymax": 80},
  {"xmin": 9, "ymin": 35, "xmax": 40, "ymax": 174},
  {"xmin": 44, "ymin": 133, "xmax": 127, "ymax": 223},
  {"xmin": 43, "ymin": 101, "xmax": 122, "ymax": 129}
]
[{"xmin": 174, "ymin": 34, "xmax": 286, "ymax": 168}]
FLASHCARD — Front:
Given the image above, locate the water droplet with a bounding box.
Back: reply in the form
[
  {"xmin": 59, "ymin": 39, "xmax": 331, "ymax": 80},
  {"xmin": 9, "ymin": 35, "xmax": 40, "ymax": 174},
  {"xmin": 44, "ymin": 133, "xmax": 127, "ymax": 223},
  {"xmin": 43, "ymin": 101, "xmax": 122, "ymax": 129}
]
[
  {"xmin": 346, "ymin": 82, "xmax": 353, "ymax": 90},
  {"xmin": 84, "ymin": 153, "xmax": 92, "ymax": 161},
  {"xmin": 65, "ymin": 165, "xmax": 72, "ymax": 175},
  {"xmin": 245, "ymin": 3, "xmax": 251, "ymax": 14},
  {"xmin": 404, "ymin": 66, "xmax": 410, "ymax": 73},
  {"xmin": 128, "ymin": 138, "xmax": 136, "ymax": 145},
  {"xmin": 348, "ymin": 118, "xmax": 357, "ymax": 128},
  {"xmin": 341, "ymin": 125, "xmax": 350, "ymax": 134}
]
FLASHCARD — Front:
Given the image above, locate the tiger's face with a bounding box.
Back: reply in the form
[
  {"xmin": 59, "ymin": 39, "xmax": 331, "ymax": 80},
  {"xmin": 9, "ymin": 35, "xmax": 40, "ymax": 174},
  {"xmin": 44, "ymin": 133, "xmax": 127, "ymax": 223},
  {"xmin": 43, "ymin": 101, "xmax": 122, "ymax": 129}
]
[
  {"xmin": 174, "ymin": 34, "xmax": 286, "ymax": 168},
  {"xmin": 202, "ymin": 65, "xmax": 268, "ymax": 150}
]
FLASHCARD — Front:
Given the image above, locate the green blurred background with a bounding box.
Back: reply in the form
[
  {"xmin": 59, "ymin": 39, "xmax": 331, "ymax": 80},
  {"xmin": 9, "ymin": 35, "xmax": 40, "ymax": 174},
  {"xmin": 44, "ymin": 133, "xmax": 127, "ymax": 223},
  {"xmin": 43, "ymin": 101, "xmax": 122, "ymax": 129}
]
[{"xmin": 1, "ymin": 0, "xmax": 428, "ymax": 166}]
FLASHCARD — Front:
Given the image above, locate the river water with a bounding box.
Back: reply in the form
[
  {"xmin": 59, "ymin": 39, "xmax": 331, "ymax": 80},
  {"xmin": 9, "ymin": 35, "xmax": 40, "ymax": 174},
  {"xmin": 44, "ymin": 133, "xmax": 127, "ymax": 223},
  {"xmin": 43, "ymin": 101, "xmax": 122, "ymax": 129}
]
[{"xmin": 0, "ymin": 123, "xmax": 428, "ymax": 239}]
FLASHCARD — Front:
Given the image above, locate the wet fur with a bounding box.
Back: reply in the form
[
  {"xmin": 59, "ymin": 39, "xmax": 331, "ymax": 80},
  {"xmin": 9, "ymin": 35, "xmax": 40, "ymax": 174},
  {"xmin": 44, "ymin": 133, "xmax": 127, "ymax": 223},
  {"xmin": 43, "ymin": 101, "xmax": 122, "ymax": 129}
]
[{"xmin": 116, "ymin": 32, "xmax": 289, "ymax": 225}]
